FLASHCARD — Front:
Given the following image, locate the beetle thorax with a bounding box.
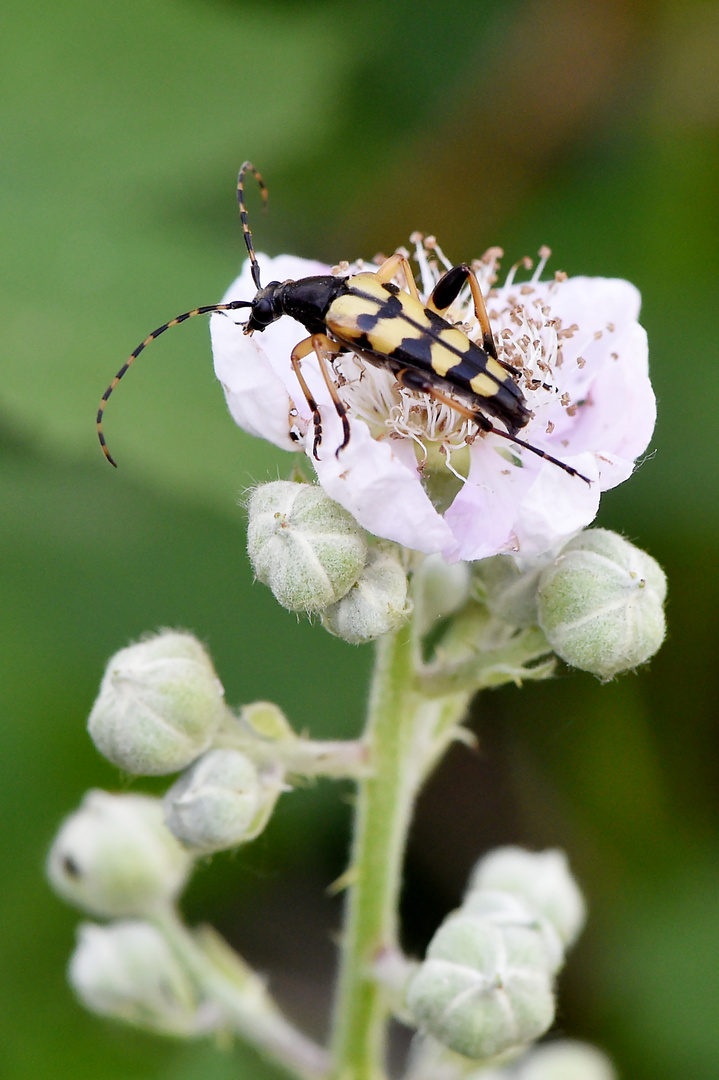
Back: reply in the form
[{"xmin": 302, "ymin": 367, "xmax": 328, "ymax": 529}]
[{"xmin": 278, "ymin": 276, "xmax": 347, "ymax": 336}]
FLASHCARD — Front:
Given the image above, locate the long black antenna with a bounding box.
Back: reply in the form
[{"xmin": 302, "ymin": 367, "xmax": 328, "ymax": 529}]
[
  {"xmin": 237, "ymin": 161, "xmax": 268, "ymax": 291},
  {"xmin": 97, "ymin": 299, "xmax": 252, "ymax": 466},
  {"xmin": 484, "ymin": 423, "xmax": 591, "ymax": 483}
]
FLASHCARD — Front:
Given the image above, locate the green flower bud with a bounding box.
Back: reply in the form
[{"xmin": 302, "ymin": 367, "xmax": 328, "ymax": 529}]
[
  {"xmin": 247, "ymin": 481, "xmax": 368, "ymax": 612},
  {"xmin": 537, "ymin": 529, "xmax": 667, "ymax": 678},
  {"xmin": 88, "ymin": 632, "xmax": 226, "ymax": 775},
  {"xmin": 413, "ymin": 554, "xmax": 472, "ymax": 635},
  {"xmin": 406, "ymin": 910, "xmax": 555, "ymax": 1060},
  {"xmin": 460, "ymin": 890, "xmax": 563, "ymax": 975},
  {"xmin": 240, "ymin": 700, "xmax": 295, "ymax": 742},
  {"xmin": 47, "ymin": 791, "xmax": 192, "ymax": 917},
  {"xmin": 69, "ymin": 920, "xmax": 216, "ymax": 1036},
  {"xmin": 321, "ymin": 544, "xmax": 410, "ymax": 644},
  {"xmin": 518, "ymin": 1040, "xmax": 616, "ymax": 1080},
  {"xmin": 468, "ymin": 847, "xmax": 585, "ymax": 950},
  {"xmin": 473, "ymin": 555, "xmax": 542, "ymax": 628},
  {"xmin": 163, "ymin": 748, "xmax": 283, "ymax": 854}
]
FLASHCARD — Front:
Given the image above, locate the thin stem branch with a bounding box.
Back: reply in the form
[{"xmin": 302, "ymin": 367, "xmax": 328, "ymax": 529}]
[
  {"xmin": 215, "ymin": 707, "xmax": 370, "ymax": 779},
  {"xmin": 154, "ymin": 907, "xmax": 330, "ymax": 1080}
]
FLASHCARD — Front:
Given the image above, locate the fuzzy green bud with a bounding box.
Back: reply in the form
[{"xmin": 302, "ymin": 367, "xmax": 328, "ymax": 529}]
[
  {"xmin": 163, "ymin": 748, "xmax": 283, "ymax": 854},
  {"xmin": 468, "ymin": 847, "xmax": 585, "ymax": 950},
  {"xmin": 413, "ymin": 554, "xmax": 472, "ymax": 635},
  {"xmin": 517, "ymin": 1040, "xmax": 616, "ymax": 1080},
  {"xmin": 88, "ymin": 632, "xmax": 226, "ymax": 775},
  {"xmin": 47, "ymin": 791, "xmax": 192, "ymax": 917},
  {"xmin": 460, "ymin": 890, "xmax": 563, "ymax": 976},
  {"xmin": 247, "ymin": 481, "xmax": 368, "ymax": 612},
  {"xmin": 240, "ymin": 700, "xmax": 295, "ymax": 742},
  {"xmin": 473, "ymin": 555, "xmax": 542, "ymax": 628},
  {"xmin": 321, "ymin": 544, "xmax": 410, "ymax": 644},
  {"xmin": 69, "ymin": 920, "xmax": 216, "ymax": 1035},
  {"xmin": 537, "ymin": 529, "xmax": 666, "ymax": 678},
  {"xmin": 406, "ymin": 909, "xmax": 555, "ymax": 1060}
]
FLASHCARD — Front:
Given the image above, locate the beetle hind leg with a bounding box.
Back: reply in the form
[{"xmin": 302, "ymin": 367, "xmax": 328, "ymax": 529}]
[
  {"xmin": 373, "ymin": 252, "xmax": 422, "ymax": 303},
  {"xmin": 395, "ymin": 368, "xmax": 590, "ymax": 483}
]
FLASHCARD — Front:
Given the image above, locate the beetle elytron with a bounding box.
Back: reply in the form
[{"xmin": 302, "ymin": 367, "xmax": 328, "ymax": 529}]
[{"xmin": 97, "ymin": 162, "xmax": 589, "ymax": 483}]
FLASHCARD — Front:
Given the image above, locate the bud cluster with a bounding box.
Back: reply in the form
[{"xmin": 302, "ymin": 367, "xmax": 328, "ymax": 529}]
[
  {"xmin": 82, "ymin": 632, "xmax": 324, "ymax": 860},
  {"xmin": 47, "ymin": 624, "xmax": 380, "ymax": 1036},
  {"xmin": 405, "ymin": 847, "xmax": 585, "ymax": 1061},
  {"xmin": 247, "ymin": 480, "xmax": 410, "ymax": 643},
  {"xmin": 245, "ymin": 481, "xmax": 667, "ymax": 674}
]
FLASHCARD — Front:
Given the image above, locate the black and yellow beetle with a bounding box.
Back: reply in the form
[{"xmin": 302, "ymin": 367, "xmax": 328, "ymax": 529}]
[{"xmin": 97, "ymin": 162, "xmax": 589, "ymax": 483}]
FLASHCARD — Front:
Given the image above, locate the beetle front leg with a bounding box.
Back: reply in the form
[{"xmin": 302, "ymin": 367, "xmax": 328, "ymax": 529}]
[
  {"xmin": 290, "ymin": 334, "xmax": 349, "ymax": 459},
  {"xmin": 290, "ymin": 337, "xmax": 324, "ymax": 459},
  {"xmin": 313, "ymin": 335, "xmax": 351, "ymax": 456}
]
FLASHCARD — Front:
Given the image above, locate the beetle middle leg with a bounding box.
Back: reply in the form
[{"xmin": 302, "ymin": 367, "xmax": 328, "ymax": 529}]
[
  {"xmin": 396, "ymin": 367, "xmax": 481, "ymax": 424},
  {"xmin": 290, "ymin": 333, "xmax": 349, "ymax": 459}
]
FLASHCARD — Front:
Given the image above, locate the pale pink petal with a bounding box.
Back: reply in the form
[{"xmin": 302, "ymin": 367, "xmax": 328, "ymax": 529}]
[
  {"xmin": 210, "ymin": 256, "xmax": 330, "ymax": 450},
  {"xmin": 311, "ymin": 410, "xmax": 454, "ymax": 554},
  {"xmin": 211, "ymin": 317, "xmax": 297, "ymax": 450},
  {"xmin": 443, "ymin": 445, "xmax": 541, "ymax": 562},
  {"xmin": 490, "ymin": 275, "xmax": 655, "ymax": 503},
  {"xmin": 560, "ymin": 323, "xmax": 655, "ymax": 489},
  {"xmin": 510, "ymin": 454, "xmax": 601, "ymax": 558},
  {"xmin": 444, "ymin": 443, "xmax": 600, "ymax": 563},
  {"xmin": 540, "ymin": 276, "xmax": 642, "ymax": 345}
]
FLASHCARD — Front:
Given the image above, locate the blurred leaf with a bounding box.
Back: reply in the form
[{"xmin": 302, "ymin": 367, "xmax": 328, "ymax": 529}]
[
  {"xmin": 0, "ymin": 0, "xmax": 350, "ymax": 511},
  {"xmin": 594, "ymin": 859, "xmax": 719, "ymax": 1080}
]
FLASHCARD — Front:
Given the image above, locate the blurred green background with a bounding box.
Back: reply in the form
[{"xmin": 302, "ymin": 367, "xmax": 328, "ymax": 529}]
[{"xmin": 2, "ymin": 0, "xmax": 718, "ymax": 1077}]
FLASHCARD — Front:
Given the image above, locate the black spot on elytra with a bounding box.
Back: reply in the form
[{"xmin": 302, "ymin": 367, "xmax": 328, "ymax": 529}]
[
  {"xmin": 356, "ymin": 311, "xmax": 381, "ymax": 332},
  {"xmin": 353, "ymin": 332, "xmax": 373, "ymax": 352},
  {"xmin": 390, "ymin": 334, "xmax": 434, "ymax": 367},
  {"xmin": 446, "ymin": 357, "xmax": 496, "ymax": 391}
]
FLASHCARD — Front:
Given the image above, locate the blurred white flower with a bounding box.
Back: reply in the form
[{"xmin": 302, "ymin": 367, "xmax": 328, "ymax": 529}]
[{"xmin": 211, "ymin": 243, "xmax": 655, "ymax": 562}]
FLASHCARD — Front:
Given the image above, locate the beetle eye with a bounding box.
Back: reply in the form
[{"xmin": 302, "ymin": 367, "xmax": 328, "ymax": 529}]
[{"xmin": 250, "ymin": 294, "xmax": 278, "ymax": 329}]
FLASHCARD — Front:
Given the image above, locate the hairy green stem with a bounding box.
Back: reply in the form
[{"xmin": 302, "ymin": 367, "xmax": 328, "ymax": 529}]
[
  {"xmin": 330, "ymin": 628, "xmax": 416, "ymax": 1080},
  {"xmin": 330, "ymin": 628, "xmax": 468, "ymax": 1080}
]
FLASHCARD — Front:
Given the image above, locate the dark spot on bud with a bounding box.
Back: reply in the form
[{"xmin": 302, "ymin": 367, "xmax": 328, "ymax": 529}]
[{"xmin": 63, "ymin": 855, "xmax": 81, "ymax": 878}]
